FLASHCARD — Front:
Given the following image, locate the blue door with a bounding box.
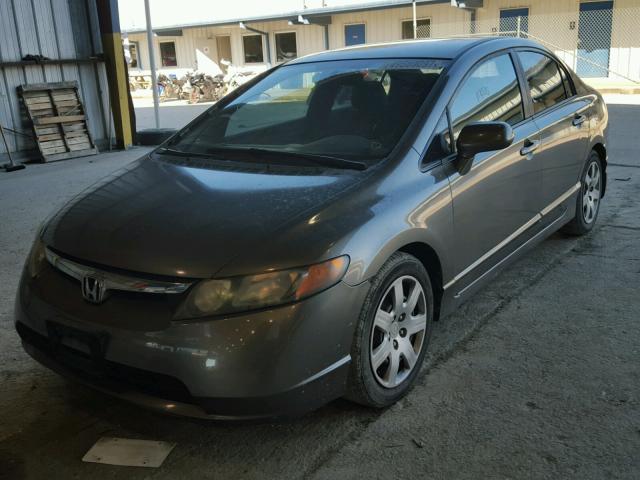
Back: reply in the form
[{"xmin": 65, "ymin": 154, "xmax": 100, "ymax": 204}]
[
  {"xmin": 345, "ymin": 24, "xmax": 365, "ymax": 46},
  {"xmin": 499, "ymin": 8, "xmax": 529, "ymax": 37},
  {"xmin": 577, "ymin": 1, "xmax": 613, "ymax": 78}
]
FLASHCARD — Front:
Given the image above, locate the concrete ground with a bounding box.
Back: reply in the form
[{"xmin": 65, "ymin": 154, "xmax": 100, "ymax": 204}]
[
  {"xmin": 134, "ymin": 97, "xmax": 211, "ymax": 130},
  {"xmin": 0, "ymin": 97, "xmax": 638, "ymax": 479}
]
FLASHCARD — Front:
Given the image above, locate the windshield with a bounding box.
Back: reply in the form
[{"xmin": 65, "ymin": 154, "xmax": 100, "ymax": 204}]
[{"xmin": 167, "ymin": 58, "xmax": 448, "ymax": 166}]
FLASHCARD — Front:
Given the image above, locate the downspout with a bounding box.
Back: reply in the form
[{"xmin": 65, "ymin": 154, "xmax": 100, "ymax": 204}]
[
  {"xmin": 324, "ymin": 24, "xmax": 329, "ymax": 50},
  {"xmin": 413, "ymin": 1, "xmax": 417, "ymax": 39}
]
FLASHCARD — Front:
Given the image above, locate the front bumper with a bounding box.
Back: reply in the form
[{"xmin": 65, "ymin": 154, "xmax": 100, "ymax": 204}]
[{"xmin": 15, "ymin": 263, "xmax": 369, "ymax": 419}]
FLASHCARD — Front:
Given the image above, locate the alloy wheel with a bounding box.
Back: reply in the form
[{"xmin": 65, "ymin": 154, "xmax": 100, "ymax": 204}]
[
  {"xmin": 582, "ymin": 160, "xmax": 601, "ymax": 224},
  {"xmin": 370, "ymin": 275, "xmax": 427, "ymax": 388}
]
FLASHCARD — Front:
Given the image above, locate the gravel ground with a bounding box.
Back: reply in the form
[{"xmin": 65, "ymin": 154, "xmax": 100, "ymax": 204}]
[{"xmin": 0, "ymin": 99, "xmax": 638, "ymax": 479}]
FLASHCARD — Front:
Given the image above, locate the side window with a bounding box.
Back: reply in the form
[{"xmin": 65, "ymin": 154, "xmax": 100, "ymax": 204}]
[
  {"xmin": 517, "ymin": 52, "xmax": 568, "ymax": 114},
  {"xmin": 331, "ymin": 85, "xmax": 353, "ymax": 110},
  {"xmin": 423, "ymin": 113, "xmax": 452, "ymax": 165},
  {"xmin": 449, "ymin": 54, "xmax": 524, "ymax": 142},
  {"xmin": 559, "ymin": 64, "xmax": 575, "ymax": 98}
]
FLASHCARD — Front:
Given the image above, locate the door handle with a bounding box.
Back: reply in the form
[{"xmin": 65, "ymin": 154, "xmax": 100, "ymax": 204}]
[
  {"xmin": 573, "ymin": 114, "xmax": 586, "ymax": 126},
  {"xmin": 520, "ymin": 139, "xmax": 540, "ymax": 156}
]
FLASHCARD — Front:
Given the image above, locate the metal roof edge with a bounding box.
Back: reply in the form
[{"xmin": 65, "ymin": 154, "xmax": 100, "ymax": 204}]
[{"xmin": 123, "ymin": 0, "xmax": 450, "ymax": 33}]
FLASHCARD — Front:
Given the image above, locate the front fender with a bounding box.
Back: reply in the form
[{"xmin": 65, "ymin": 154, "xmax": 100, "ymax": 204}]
[{"xmin": 342, "ymin": 161, "xmax": 454, "ymax": 287}]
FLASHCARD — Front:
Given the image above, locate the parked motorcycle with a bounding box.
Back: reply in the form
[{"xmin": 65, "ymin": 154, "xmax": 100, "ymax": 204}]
[
  {"xmin": 185, "ymin": 72, "xmax": 225, "ymax": 104},
  {"xmin": 157, "ymin": 74, "xmax": 184, "ymax": 102}
]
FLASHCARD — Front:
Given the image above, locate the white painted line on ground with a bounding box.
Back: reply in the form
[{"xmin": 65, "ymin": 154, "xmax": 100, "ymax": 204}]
[{"xmin": 82, "ymin": 437, "xmax": 176, "ymax": 468}]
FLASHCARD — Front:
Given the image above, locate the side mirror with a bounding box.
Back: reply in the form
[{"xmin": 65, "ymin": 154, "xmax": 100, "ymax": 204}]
[{"xmin": 455, "ymin": 121, "xmax": 515, "ymax": 175}]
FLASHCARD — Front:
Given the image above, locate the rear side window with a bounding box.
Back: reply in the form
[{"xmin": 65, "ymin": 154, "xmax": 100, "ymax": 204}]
[
  {"xmin": 449, "ymin": 54, "xmax": 524, "ymax": 142},
  {"xmin": 517, "ymin": 52, "xmax": 568, "ymax": 114},
  {"xmin": 559, "ymin": 65, "xmax": 575, "ymax": 97}
]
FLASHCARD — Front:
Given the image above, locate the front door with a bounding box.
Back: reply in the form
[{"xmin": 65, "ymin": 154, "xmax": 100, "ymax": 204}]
[
  {"xmin": 345, "ymin": 24, "xmax": 366, "ymax": 46},
  {"xmin": 577, "ymin": 1, "xmax": 613, "ymax": 78},
  {"xmin": 499, "ymin": 8, "xmax": 529, "ymax": 37},
  {"xmin": 447, "ymin": 53, "xmax": 542, "ymax": 292}
]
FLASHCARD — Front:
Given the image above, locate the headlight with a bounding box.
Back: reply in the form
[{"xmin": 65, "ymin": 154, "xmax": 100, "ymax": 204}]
[
  {"xmin": 175, "ymin": 256, "xmax": 349, "ymax": 319},
  {"xmin": 26, "ymin": 237, "xmax": 46, "ymax": 278}
]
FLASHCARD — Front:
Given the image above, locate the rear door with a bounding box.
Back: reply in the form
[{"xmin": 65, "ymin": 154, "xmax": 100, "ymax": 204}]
[
  {"xmin": 447, "ymin": 52, "xmax": 542, "ymax": 291},
  {"xmin": 515, "ymin": 50, "xmax": 591, "ymax": 214}
]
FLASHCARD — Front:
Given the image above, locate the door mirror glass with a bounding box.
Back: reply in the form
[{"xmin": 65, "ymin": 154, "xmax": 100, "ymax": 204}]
[{"xmin": 455, "ymin": 121, "xmax": 514, "ymax": 175}]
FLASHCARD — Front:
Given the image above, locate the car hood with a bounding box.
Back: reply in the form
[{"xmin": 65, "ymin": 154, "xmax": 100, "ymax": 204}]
[{"xmin": 43, "ymin": 154, "xmax": 363, "ymax": 279}]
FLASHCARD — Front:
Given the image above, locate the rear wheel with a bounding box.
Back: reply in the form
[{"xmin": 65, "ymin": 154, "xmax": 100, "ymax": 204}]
[
  {"xmin": 346, "ymin": 252, "xmax": 434, "ymax": 408},
  {"xmin": 562, "ymin": 150, "xmax": 603, "ymax": 236}
]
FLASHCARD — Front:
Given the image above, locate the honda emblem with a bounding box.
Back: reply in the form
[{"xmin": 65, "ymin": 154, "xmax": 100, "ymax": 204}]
[{"xmin": 81, "ymin": 275, "xmax": 106, "ymax": 304}]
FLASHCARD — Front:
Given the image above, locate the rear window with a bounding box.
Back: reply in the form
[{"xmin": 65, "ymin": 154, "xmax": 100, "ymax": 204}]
[
  {"xmin": 517, "ymin": 52, "xmax": 568, "ymax": 114},
  {"xmin": 168, "ymin": 58, "xmax": 448, "ymax": 165}
]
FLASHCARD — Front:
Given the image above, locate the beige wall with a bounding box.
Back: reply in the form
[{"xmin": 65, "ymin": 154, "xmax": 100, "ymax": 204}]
[
  {"xmin": 126, "ymin": 0, "xmax": 640, "ymax": 81},
  {"xmin": 610, "ymin": 0, "xmax": 640, "ymax": 81},
  {"xmin": 477, "ymin": 0, "xmax": 640, "ymax": 80},
  {"xmin": 128, "ymin": 20, "xmax": 326, "ymax": 72},
  {"xmin": 327, "ymin": 3, "xmax": 472, "ymax": 49}
]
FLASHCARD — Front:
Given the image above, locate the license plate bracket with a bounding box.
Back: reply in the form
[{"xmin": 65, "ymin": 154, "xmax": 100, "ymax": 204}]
[{"xmin": 46, "ymin": 321, "xmax": 109, "ymax": 366}]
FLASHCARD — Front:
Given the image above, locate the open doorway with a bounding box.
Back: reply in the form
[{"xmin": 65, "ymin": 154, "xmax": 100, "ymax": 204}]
[{"xmin": 216, "ymin": 36, "xmax": 232, "ymax": 72}]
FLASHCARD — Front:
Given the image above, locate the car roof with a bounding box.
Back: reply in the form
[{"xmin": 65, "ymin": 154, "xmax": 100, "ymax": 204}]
[{"xmin": 288, "ymin": 37, "xmax": 539, "ymax": 64}]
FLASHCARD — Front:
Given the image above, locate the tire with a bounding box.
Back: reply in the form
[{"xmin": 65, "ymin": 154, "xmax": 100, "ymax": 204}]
[
  {"xmin": 562, "ymin": 150, "xmax": 604, "ymax": 236},
  {"xmin": 135, "ymin": 128, "xmax": 177, "ymax": 146},
  {"xmin": 346, "ymin": 252, "xmax": 434, "ymax": 408}
]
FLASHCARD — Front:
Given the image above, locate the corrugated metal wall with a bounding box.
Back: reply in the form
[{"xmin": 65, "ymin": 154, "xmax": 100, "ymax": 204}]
[{"xmin": 0, "ymin": 0, "xmax": 111, "ymax": 155}]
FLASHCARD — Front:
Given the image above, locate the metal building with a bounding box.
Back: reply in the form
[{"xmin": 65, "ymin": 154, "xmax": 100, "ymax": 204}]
[
  {"xmin": 125, "ymin": 0, "xmax": 640, "ymax": 86},
  {"xmin": 0, "ymin": 0, "xmax": 112, "ymax": 156}
]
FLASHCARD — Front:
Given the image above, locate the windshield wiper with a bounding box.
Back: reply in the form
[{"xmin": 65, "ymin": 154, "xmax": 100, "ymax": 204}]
[
  {"xmin": 155, "ymin": 147, "xmax": 216, "ymax": 158},
  {"xmin": 208, "ymin": 147, "xmax": 368, "ymax": 171},
  {"xmin": 157, "ymin": 146, "xmax": 368, "ymax": 171}
]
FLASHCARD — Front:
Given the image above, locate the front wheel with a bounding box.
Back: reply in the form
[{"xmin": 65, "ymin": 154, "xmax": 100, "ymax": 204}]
[
  {"xmin": 346, "ymin": 252, "xmax": 434, "ymax": 408},
  {"xmin": 562, "ymin": 150, "xmax": 603, "ymax": 236}
]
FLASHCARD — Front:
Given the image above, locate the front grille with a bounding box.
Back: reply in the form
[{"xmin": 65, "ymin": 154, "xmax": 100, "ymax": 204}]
[{"xmin": 16, "ymin": 321, "xmax": 194, "ymax": 404}]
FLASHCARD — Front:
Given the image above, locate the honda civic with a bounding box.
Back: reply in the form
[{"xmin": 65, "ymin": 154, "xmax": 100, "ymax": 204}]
[{"xmin": 15, "ymin": 37, "xmax": 608, "ymax": 419}]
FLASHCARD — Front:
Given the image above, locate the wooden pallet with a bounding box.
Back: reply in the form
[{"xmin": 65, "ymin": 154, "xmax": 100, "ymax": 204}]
[{"xmin": 18, "ymin": 81, "xmax": 98, "ymax": 162}]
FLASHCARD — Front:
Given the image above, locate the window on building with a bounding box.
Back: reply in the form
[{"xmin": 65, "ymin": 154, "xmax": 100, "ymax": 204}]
[
  {"xmin": 449, "ymin": 54, "xmax": 524, "ymax": 141},
  {"xmin": 517, "ymin": 51, "xmax": 568, "ymax": 114},
  {"xmin": 243, "ymin": 34, "xmax": 264, "ymax": 63},
  {"xmin": 275, "ymin": 32, "xmax": 298, "ymax": 62},
  {"xmin": 160, "ymin": 41, "xmax": 177, "ymax": 67},
  {"xmin": 401, "ymin": 19, "xmax": 431, "ymax": 39},
  {"xmin": 129, "ymin": 42, "xmax": 139, "ymax": 68},
  {"xmin": 344, "ymin": 24, "xmax": 365, "ymax": 46}
]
